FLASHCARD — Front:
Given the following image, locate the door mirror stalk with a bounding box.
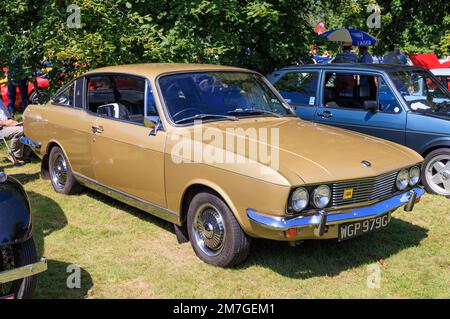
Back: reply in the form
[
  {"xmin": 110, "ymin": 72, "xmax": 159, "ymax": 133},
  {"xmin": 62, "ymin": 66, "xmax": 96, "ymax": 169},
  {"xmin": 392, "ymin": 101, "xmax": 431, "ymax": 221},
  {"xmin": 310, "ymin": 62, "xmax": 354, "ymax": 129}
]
[
  {"xmin": 145, "ymin": 117, "xmax": 163, "ymax": 136},
  {"xmin": 363, "ymin": 100, "xmax": 379, "ymax": 113}
]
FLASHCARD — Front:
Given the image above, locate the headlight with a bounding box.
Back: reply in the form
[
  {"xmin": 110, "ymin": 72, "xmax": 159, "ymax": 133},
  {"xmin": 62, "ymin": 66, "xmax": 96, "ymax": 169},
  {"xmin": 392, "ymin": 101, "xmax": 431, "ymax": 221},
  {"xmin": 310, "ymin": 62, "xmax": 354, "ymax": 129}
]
[
  {"xmin": 409, "ymin": 166, "xmax": 420, "ymax": 186},
  {"xmin": 290, "ymin": 187, "xmax": 309, "ymax": 212},
  {"xmin": 396, "ymin": 169, "xmax": 409, "ymax": 190},
  {"xmin": 312, "ymin": 185, "xmax": 331, "ymax": 209}
]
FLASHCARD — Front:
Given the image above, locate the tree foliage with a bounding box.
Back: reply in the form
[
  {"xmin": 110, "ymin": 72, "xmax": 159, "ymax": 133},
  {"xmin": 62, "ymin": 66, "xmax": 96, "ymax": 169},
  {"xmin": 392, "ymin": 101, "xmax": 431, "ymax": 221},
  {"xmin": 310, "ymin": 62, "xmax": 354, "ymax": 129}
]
[
  {"xmin": 0, "ymin": 0, "xmax": 448, "ymax": 93},
  {"xmin": 314, "ymin": 0, "xmax": 450, "ymax": 55}
]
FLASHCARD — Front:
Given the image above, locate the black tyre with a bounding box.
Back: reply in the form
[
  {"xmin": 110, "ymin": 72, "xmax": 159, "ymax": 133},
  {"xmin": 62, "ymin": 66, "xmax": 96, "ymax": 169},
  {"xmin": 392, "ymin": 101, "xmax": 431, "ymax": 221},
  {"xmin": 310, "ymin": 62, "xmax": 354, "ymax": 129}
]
[
  {"xmin": 0, "ymin": 238, "xmax": 38, "ymax": 299},
  {"xmin": 422, "ymin": 148, "xmax": 450, "ymax": 198},
  {"xmin": 28, "ymin": 90, "xmax": 38, "ymax": 104},
  {"xmin": 49, "ymin": 146, "xmax": 83, "ymax": 195},
  {"xmin": 29, "ymin": 90, "xmax": 47, "ymax": 105},
  {"xmin": 187, "ymin": 191, "xmax": 251, "ymax": 267}
]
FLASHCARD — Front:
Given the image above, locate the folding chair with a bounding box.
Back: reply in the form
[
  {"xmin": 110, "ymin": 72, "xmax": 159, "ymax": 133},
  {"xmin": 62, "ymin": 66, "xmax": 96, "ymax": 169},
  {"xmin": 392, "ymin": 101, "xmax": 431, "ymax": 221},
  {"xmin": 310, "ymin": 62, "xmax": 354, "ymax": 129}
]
[{"xmin": 1, "ymin": 136, "xmax": 15, "ymax": 160}]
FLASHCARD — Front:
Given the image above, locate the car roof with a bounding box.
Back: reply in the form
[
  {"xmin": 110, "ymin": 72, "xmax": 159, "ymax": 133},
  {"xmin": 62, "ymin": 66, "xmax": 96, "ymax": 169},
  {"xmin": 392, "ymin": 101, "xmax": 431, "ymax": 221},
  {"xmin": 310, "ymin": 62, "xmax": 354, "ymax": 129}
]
[
  {"xmin": 273, "ymin": 63, "xmax": 425, "ymax": 73},
  {"xmin": 84, "ymin": 63, "xmax": 250, "ymax": 79}
]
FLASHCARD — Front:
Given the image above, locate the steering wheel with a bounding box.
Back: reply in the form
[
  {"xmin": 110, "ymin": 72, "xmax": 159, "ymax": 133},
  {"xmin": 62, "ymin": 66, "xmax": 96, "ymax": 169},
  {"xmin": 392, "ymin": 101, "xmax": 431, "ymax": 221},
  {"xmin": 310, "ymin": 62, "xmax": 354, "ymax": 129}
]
[{"xmin": 172, "ymin": 108, "xmax": 203, "ymax": 121}]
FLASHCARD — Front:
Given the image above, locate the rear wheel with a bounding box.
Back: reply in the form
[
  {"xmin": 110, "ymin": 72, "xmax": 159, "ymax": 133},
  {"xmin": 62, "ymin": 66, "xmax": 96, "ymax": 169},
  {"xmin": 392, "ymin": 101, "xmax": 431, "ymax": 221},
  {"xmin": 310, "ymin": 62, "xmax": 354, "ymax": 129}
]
[
  {"xmin": 422, "ymin": 148, "xmax": 450, "ymax": 198},
  {"xmin": 187, "ymin": 191, "xmax": 251, "ymax": 267},
  {"xmin": 49, "ymin": 146, "xmax": 82, "ymax": 195},
  {"xmin": 0, "ymin": 238, "xmax": 38, "ymax": 299}
]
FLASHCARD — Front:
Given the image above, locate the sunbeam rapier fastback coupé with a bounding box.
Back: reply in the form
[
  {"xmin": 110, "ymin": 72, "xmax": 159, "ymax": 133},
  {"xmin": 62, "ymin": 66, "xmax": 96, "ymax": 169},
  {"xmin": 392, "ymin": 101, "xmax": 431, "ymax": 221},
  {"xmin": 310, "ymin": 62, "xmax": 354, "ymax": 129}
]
[{"xmin": 22, "ymin": 64, "xmax": 424, "ymax": 267}]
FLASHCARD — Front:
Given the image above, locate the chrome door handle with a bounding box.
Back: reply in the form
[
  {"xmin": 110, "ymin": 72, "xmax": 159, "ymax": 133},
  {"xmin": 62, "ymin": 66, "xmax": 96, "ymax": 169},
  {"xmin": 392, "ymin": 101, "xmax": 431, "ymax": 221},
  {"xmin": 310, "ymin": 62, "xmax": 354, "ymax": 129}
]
[
  {"xmin": 317, "ymin": 111, "xmax": 333, "ymax": 118},
  {"xmin": 92, "ymin": 126, "xmax": 104, "ymax": 133}
]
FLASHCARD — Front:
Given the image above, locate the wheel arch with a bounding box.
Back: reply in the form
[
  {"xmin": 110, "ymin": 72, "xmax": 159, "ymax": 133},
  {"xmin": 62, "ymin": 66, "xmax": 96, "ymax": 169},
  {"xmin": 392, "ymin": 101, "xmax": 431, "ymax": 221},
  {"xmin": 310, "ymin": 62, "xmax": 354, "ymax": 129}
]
[
  {"xmin": 41, "ymin": 140, "xmax": 73, "ymax": 180},
  {"xmin": 421, "ymin": 139, "xmax": 450, "ymax": 158},
  {"xmin": 179, "ymin": 181, "xmax": 241, "ymax": 227}
]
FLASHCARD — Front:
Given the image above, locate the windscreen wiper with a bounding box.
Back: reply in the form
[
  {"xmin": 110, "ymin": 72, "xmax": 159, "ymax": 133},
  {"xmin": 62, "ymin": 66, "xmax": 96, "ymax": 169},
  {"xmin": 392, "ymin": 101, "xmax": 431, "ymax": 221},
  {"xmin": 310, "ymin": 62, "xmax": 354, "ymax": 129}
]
[
  {"xmin": 174, "ymin": 114, "xmax": 239, "ymax": 124},
  {"xmin": 227, "ymin": 108, "xmax": 283, "ymax": 117}
]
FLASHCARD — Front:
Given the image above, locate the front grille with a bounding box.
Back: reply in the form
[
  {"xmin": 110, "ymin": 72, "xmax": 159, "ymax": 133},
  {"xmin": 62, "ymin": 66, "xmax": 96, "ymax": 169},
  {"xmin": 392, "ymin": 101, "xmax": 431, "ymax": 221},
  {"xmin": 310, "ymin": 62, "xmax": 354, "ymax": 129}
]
[{"xmin": 332, "ymin": 172, "xmax": 398, "ymax": 207}]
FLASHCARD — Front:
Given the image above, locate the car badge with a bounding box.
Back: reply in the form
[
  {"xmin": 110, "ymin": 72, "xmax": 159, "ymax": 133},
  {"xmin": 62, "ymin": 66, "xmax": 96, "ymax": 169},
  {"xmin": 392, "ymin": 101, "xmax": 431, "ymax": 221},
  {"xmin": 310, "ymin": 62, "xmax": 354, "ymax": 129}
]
[
  {"xmin": 343, "ymin": 188, "xmax": 354, "ymax": 200},
  {"xmin": 361, "ymin": 160, "xmax": 372, "ymax": 167}
]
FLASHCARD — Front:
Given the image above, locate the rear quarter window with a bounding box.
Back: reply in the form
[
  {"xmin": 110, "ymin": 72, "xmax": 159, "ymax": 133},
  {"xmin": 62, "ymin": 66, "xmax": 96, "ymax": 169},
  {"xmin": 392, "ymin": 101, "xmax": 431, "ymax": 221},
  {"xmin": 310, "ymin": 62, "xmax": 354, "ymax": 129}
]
[{"xmin": 273, "ymin": 71, "xmax": 319, "ymax": 105}]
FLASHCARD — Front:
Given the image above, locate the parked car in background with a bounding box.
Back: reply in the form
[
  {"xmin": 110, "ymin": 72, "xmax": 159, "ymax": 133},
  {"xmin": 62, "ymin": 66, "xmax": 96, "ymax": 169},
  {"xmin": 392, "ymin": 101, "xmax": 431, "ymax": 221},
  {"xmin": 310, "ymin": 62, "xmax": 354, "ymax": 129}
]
[
  {"xmin": 0, "ymin": 67, "xmax": 50, "ymax": 110},
  {"xmin": 0, "ymin": 172, "xmax": 47, "ymax": 299},
  {"xmin": 430, "ymin": 68, "xmax": 450, "ymax": 91},
  {"xmin": 268, "ymin": 64, "xmax": 450, "ymax": 197},
  {"xmin": 22, "ymin": 64, "xmax": 424, "ymax": 267}
]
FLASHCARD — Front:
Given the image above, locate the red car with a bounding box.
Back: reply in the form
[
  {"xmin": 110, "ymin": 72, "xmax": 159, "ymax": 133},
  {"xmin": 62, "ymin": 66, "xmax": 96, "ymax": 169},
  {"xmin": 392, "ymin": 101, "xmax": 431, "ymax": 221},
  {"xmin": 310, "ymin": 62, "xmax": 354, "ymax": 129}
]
[{"xmin": 0, "ymin": 67, "xmax": 50, "ymax": 111}]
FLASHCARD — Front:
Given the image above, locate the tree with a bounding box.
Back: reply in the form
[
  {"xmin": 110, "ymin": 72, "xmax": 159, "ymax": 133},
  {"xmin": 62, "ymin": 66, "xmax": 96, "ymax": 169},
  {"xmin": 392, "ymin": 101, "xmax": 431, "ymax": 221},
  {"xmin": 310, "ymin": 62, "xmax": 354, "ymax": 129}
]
[{"xmin": 0, "ymin": 0, "xmax": 448, "ymax": 96}]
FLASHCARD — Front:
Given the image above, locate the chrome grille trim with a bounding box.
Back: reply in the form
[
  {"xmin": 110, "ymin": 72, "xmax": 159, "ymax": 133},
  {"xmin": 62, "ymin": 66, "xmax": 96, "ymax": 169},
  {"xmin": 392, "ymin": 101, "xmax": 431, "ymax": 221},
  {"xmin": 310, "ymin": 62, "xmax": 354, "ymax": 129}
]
[{"xmin": 332, "ymin": 172, "xmax": 397, "ymax": 207}]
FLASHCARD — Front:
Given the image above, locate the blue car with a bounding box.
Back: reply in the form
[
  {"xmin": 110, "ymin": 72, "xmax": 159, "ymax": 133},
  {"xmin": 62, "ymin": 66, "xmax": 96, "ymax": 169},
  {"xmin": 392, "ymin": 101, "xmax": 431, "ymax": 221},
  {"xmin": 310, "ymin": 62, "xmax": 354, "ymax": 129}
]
[{"xmin": 268, "ymin": 64, "xmax": 450, "ymax": 197}]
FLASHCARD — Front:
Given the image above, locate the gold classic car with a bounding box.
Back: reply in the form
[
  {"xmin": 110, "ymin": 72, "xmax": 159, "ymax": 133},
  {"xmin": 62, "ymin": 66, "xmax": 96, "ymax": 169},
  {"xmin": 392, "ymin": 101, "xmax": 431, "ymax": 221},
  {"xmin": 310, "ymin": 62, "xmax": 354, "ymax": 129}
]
[{"xmin": 22, "ymin": 64, "xmax": 424, "ymax": 267}]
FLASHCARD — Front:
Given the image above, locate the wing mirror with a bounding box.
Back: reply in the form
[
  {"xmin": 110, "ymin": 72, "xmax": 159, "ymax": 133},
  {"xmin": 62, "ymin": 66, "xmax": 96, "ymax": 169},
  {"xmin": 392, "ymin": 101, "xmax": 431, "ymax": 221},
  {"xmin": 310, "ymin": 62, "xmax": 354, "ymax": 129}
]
[
  {"xmin": 363, "ymin": 100, "xmax": 379, "ymax": 113},
  {"xmin": 145, "ymin": 117, "xmax": 163, "ymax": 136}
]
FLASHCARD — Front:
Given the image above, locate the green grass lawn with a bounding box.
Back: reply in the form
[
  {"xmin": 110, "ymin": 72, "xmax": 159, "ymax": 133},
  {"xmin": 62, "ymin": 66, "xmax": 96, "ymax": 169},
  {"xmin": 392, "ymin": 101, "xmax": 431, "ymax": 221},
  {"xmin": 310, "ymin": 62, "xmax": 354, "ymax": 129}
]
[{"xmin": 1, "ymin": 147, "xmax": 449, "ymax": 298}]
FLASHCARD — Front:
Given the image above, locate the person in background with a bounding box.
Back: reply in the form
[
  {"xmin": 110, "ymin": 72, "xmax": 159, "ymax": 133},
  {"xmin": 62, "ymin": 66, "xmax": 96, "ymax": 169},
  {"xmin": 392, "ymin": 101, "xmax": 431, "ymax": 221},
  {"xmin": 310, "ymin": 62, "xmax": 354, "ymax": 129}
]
[
  {"xmin": 0, "ymin": 98, "xmax": 25, "ymax": 164},
  {"xmin": 359, "ymin": 46, "xmax": 373, "ymax": 63},
  {"xmin": 7, "ymin": 56, "xmax": 28, "ymax": 115},
  {"xmin": 308, "ymin": 44, "xmax": 320, "ymax": 63},
  {"xmin": 333, "ymin": 45, "xmax": 358, "ymax": 63},
  {"xmin": 383, "ymin": 45, "xmax": 401, "ymax": 64},
  {"xmin": 398, "ymin": 48, "xmax": 408, "ymax": 65}
]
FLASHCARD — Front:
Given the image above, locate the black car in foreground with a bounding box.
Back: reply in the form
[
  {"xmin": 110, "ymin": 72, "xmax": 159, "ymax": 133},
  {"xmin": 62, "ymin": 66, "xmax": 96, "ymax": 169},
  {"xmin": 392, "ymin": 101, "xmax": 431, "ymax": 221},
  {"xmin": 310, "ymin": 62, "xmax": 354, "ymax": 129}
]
[{"xmin": 0, "ymin": 172, "xmax": 47, "ymax": 299}]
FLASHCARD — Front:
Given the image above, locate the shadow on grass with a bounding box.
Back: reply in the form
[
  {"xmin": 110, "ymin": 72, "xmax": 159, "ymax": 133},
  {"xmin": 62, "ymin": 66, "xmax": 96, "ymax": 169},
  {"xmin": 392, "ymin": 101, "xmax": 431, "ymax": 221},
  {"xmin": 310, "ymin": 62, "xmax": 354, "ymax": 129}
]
[
  {"xmin": 83, "ymin": 188, "xmax": 174, "ymax": 233},
  {"xmin": 34, "ymin": 260, "xmax": 93, "ymax": 299},
  {"xmin": 80, "ymin": 186, "xmax": 428, "ymax": 279},
  {"xmin": 241, "ymin": 218, "xmax": 428, "ymax": 279},
  {"xmin": 26, "ymin": 191, "xmax": 93, "ymax": 298},
  {"xmin": 9, "ymin": 172, "xmax": 40, "ymax": 184}
]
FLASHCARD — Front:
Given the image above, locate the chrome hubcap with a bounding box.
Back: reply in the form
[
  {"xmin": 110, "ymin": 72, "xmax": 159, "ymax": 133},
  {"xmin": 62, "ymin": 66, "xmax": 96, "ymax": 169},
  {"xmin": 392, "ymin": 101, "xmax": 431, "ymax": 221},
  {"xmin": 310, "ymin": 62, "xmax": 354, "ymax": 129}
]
[
  {"xmin": 192, "ymin": 204, "xmax": 225, "ymax": 256},
  {"xmin": 426, "ymin": 155, "xmax": 450, "ymax": 196},
  {"xmin": 51, "ymin": 154, "xmax": 67, "ymax": 190}
]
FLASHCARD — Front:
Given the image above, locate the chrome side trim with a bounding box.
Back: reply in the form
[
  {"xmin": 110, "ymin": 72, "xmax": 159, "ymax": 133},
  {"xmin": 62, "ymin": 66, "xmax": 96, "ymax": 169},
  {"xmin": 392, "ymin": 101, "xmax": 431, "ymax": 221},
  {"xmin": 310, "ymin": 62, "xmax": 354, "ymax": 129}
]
[
  {"xmin": 247, "ymin": 187, "xmax": 425, "ymax": 231},
  {"xmin": 73, "ymin": 173, "xmax": 180, "ymax": 225},
  {"xmin": 0, "ymin": 258, "xmax": 47, "ymax": 284}
]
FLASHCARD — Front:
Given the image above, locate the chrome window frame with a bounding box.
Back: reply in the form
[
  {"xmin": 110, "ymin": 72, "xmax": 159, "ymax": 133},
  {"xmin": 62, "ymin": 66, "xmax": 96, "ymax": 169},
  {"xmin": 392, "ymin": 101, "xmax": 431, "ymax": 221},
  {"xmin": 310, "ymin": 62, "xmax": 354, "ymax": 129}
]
[
  {"xmin": 50, "ymin": 79, "xmax": 76, "ymax": 108},
  {"xmin": 155, "ymin": 69, "xmax": 294, "ymax": 128},
  {"xmin": 82, "ymin": 72, "xmax": 160, "ymax": 128}
]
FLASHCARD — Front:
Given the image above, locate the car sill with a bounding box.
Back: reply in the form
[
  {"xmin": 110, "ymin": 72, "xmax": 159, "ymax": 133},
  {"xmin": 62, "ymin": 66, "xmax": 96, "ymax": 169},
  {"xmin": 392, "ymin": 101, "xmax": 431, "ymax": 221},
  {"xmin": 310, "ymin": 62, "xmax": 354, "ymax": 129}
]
[{"xmin": 73, "ymin": 173, "xmax": 180, "ymax": 225}]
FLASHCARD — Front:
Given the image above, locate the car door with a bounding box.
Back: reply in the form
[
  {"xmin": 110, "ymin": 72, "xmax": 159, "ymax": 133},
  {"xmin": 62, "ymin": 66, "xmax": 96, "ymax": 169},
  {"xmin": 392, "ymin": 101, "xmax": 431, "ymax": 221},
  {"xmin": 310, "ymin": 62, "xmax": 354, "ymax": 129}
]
[
  {"xmin": 314, "ymin": 71, "xmax": 406, "ymax": 145},
  {"xmin": 86, "ymin": 74, "xmax": 166, "ymax": 207},
  {"xmin": 270, "ymin": 70, "xmax": 320, "ymax": 120},
  {"xmin": 43, "ymin": 77, "xmax": 95, "ymax": 179}
]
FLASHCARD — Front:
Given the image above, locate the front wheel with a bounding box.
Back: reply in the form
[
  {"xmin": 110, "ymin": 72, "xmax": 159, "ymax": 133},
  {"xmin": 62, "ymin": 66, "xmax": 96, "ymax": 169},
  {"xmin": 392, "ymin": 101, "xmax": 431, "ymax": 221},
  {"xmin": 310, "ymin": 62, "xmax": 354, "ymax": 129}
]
[
  {"xmin": 422, "ymin": 148, "xmax": 450, "ymax": 198},
  {"xmin": 187, "ymin": 191, "xmax": 251, "ymax": 267},
  {"xmin": 0, "ymin": 238, "xmax": 38, "ymax": 299}
]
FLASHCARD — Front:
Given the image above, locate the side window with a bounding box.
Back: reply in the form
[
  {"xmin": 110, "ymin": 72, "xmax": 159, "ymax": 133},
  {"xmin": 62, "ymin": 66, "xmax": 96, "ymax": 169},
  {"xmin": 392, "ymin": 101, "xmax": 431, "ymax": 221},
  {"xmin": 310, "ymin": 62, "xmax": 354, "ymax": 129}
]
[
  {"xmin": 52, "ymin": 82, "xmax": 74, "ymax": 107},
  {"xmin": 273, "ymin": 72, "xmax": 318, "ymax": 105},
  {"xmin": 378, "ymin": 78, "xmax": 401, "ymax": 114},
  {"xmin": 87, "ymin": 75, "xmax": 146, "ymax": 124},
  {"xmin": 323, "ymin": 72, "xmax": 377, "ymax": 109}
]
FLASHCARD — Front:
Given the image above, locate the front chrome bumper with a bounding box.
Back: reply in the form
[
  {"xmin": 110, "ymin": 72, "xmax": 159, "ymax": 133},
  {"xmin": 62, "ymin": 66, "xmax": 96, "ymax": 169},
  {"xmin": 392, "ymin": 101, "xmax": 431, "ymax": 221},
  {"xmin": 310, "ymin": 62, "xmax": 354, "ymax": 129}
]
[
  {"xmin": 0, "ymin": 258, "xmax": 47, "ymax": 284},
  {"xmin": 247, "ymin": 187, "xmax": 425, "ymax": 234}
]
